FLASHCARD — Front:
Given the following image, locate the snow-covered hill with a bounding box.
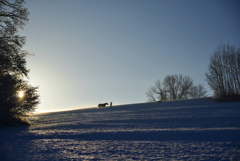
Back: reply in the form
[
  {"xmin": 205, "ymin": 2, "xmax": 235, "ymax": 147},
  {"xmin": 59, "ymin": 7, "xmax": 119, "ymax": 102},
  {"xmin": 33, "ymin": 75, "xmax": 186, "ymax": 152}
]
[{"xmin": 0, "ymin": 98, "xmax": 240, "ymax": 160}]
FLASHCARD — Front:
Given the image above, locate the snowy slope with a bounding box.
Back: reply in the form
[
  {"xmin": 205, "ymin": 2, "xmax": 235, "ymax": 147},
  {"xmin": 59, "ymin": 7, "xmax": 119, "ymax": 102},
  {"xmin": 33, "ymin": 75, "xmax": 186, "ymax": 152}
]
[{"xmin": 0, "ymin": 98, "xmax": 240, "ymax": 160}]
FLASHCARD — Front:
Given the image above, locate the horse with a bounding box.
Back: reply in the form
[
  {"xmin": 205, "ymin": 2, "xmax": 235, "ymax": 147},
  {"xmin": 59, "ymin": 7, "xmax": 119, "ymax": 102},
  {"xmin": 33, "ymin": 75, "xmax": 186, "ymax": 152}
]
[{"xmin": 97, "ymin": 103, "xmax": 108, "ymax": 109}]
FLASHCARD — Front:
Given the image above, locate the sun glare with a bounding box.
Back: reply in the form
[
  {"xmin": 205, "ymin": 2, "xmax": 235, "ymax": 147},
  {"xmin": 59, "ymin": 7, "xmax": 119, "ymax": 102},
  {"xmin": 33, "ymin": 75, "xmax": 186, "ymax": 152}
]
[{"xmin": 18, "ymin": 91, "xmax": 24, "ymax": 98}]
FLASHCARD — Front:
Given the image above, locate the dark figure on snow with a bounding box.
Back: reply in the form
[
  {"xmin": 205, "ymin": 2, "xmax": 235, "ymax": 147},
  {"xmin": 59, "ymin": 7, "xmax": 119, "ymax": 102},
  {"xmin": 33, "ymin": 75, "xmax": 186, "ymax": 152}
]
[{"xmin": 97, "ymin": 103, "xmax": 108, "ymax": 109}]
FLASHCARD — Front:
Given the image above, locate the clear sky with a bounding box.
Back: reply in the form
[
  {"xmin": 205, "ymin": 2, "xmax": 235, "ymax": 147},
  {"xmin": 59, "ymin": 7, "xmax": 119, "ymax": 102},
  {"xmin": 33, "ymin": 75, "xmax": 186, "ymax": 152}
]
[{"xmin": 20, "ymin": 0, "xmax": 240, "ymax": 113}]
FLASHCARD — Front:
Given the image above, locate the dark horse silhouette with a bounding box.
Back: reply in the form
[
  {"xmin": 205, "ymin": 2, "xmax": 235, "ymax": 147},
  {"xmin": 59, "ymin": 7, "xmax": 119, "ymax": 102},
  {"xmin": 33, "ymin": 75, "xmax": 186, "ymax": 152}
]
[{"xmin": 97, "ymin": 103, "xmax": 108, "ymax": 109}]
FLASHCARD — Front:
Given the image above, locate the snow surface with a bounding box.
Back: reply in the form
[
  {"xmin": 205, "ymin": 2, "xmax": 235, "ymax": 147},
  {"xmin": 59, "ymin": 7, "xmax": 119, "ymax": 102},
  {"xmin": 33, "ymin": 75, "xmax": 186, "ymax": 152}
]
[{"xmin": 0, "ymin": 98, "xmax": 240, "ymax": 160}]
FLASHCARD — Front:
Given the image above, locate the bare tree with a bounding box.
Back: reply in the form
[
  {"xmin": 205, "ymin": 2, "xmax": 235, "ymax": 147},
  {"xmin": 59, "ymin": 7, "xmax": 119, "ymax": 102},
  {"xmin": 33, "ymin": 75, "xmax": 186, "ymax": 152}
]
[
  {"xmin": 146, "ymin": 80, "xmax": 168, "ymax": 102},
  {"xmin": 163, "ymin": 74, "xmax": 193, "ymax": 100},
  {"xmin": 147, "ymin": 74, "xmax": 207, "ymax": 102},
  {"xmin": 206, "ymin": 44, "xmax": 240, "ymax": 100},
  {"xmin": 197, "ymin": 84, "xmax": 208, "ymax": 98},
  {"xmin": 190, "ymin": 84, "xmax": 208, "ymax": 98},
  {"xmin": 146, "ymin": 87, "xmax": 157, "ymax": 102},
  {"xmin": 178, "ymin": 75, "xmax": 194, "ymax": 99},
  {"xmin": 163, "ymin": 75, "xmax": 180, "ymax": 100}
]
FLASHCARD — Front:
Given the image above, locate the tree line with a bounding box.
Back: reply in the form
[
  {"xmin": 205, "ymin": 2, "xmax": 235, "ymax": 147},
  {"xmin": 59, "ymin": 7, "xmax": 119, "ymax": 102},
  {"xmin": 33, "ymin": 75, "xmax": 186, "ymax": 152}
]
[
  {"xmin": 147, "ymin": 44, "xmax": 240, "ymax": 102},
  {"xmin": 0, "ymin": 0, "xmax": 40, "ymax": 126}
]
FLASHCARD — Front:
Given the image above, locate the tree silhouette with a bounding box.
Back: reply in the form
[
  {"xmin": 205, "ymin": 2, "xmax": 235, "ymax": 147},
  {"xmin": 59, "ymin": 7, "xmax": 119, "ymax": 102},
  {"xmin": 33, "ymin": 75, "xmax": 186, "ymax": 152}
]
[
  {"xmin": 206, "ymin": 44, "xmax": 240, "ymax": 101},
  {"xmin": 0, "ymin": 0, "xmax": 40, "ymax": 126},
  {"xmin": 147, "ymin": 74, "xmax": 207, "ymax": 102}
]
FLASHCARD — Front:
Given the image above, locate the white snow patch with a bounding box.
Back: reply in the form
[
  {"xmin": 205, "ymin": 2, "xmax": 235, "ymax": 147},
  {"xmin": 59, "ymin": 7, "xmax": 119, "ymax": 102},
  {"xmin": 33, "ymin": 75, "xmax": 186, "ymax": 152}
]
[{"xmin": 1, "ymin": 98, "xmax": 240, "ymax": 160}]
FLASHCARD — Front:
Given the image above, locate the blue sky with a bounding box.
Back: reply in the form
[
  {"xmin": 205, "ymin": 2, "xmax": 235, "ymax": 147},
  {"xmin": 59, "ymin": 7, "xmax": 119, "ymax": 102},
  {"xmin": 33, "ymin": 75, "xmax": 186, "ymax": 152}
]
[{"xmin": 21, "ymin": 0, "xmax": 240, "ymax": 112}]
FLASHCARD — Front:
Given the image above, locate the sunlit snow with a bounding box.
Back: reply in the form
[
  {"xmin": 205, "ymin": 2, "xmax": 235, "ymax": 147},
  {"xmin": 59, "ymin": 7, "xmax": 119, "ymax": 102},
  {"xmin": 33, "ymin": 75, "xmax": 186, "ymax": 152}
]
[{"xmin": 0, "ymin": 98, "xmax": 239, "ymax": 160}]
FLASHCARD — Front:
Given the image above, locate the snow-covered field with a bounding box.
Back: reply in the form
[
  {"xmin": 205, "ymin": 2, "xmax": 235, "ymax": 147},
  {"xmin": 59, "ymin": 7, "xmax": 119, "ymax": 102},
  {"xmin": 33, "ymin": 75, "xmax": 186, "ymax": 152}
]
[{"xmin": 0, "ymin": 98, "xmax": 240, "ymax": 160}]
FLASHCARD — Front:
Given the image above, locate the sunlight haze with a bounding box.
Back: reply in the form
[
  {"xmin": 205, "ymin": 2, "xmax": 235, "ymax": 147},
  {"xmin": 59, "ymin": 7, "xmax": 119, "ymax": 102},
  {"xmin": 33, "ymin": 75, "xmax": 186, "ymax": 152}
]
[{"xmin": 20, "ymin": 0, "xmax": 240, "ymax": 113}]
